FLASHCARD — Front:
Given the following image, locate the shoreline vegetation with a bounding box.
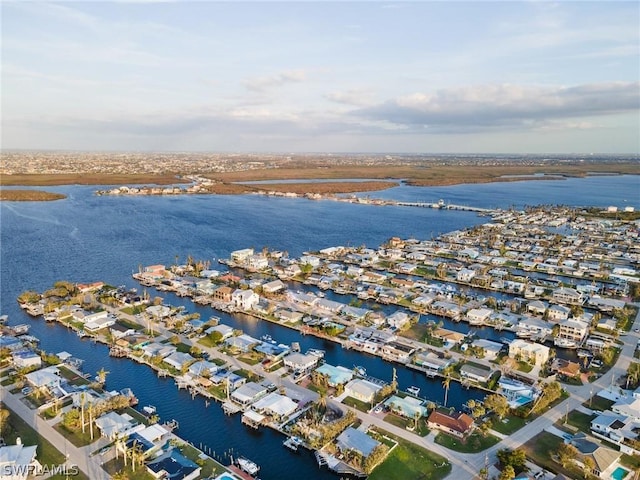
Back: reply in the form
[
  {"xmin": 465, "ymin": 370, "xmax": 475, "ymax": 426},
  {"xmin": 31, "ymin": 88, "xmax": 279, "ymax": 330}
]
[
  {"xmin": 0, "ymin": 189, "xmax": 67, "ymax": 201},
  {"xmin": 0, "ymin": 161, "xmax": 638, "ymax": 196}
]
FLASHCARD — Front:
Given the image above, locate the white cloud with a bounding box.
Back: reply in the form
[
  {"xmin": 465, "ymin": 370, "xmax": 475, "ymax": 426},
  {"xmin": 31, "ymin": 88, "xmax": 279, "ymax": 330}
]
[
  {"xmin": 243, "ymin": 70, "xmax": 306, "ymax": 92},
  {"xmin": 353, "ymin": 82, "xmax": 640, "ymax": 132}
]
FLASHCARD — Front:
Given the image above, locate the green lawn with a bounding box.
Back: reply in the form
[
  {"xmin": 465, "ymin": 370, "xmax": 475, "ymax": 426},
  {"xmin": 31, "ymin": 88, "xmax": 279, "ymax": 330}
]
[
  {"xmin": 103, "ymin": 457, "xmax": 156, "ymax": 480},
  {"xmin": 116, "ymin": 317, "xmax": 144, "ymax": 331},
  {"xmin": 4, "ymin": 407, "xmax": 67, "ymax": 469},
  {"xmin": 369, "ymin": 428, "xmax": 450, "ymax": 480},
  {"xmin": 521, "ymin": 431, "xmax": 598, "ymax": 480},
  {"xmin": 54, "ymin": 423, "xmax": 99, "ymax": 448},
  {"xmin": 434, "ymin": 431, "xmax": 499, "ymax": 453},
  {"xmin": 178, "ymin": 442, "xmax": 229, "ymax": 478},
  {"xmin": 342, "ymin": 396, "xmax": 371, "ymax": 412},
  {"xmin": 621, "ymin": 453, "xmax": 640, "ymax": 470},
  {"xmin": 584, "ymin": 395, "xmax": 615, "ymax": 411},
  {"xmin": 490, "ymin": 414, "xmax": 528, "ymax": 435},
  {"xmin": 566, "ymin": 410, "xmax": 596, "ymax": 434},
  {"xmin": 516, "ymin": 361, "xmax": 534, "ymax": 373},
  {"xmin": 234, "ymin": 369, "xmax": 262, "ymax": 382},
  {"xmin": 383, "ymin": 413, "xmax": 430, "ymax": 436},
  {"xmin": 197, "ymin": 336, "xmax": 218, "ymax": 348}
]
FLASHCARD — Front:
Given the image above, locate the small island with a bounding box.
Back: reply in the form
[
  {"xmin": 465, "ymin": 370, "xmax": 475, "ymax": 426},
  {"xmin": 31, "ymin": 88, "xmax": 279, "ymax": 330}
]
[{"xmin": 0, "ymin": 189, "xmax": 67, "ymax": 202}]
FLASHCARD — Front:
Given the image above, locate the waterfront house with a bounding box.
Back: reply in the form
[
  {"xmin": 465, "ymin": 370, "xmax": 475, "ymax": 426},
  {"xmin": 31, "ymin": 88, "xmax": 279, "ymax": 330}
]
[
  {"xmin": 141, "ymin": 342, "xmax": 177, "ymax": 359},
  {"xmin": 427, "ymin": 409, "xmax": 474, "ymax": 439},
  {"xmin": 187, "ymin": 360, "xmax": 220, "ymax": 378},
  {"xmin": 341, "ymin": 305, "xmax": 371, "ymax": 322},
  {"xmin": 247, "ymin": 254, "xmax": 269, "ymax": 270},
  {"xmin": 471, "ymin": 339, "xmax": 503, "ymax": 361},
  {"xmin": 412, "ymin": 294, "xmax": 436, "ymax": 308},
  {"xmin": 553, "ymin": 287, "xmax": 584, "ymax": 305},
  {"xmin": 508, "ymin": 339, "xmax": 550, "ymax": 366},
  {"xmin": 204, "ymin": 323, "xmax": 234, "ymax": 341},
  {"xmin": 466, "ymin": 308, "xmax": 493, "ymax": 326},
  {"xmin": 0, "ymin": 443, "xmax": 40, "ymax": 480},
  {"xmin": 95, "ymin": 411, "xmax": 139, "ymax": 440},
  {"xmin": 557, "ymin": 318, "xmax": 589, "ymax": 344},
  {"xmin": 230, "ymin": 248, "xmax": 254, "ymax": 263},
  {"xmin": 344, "ymin": 379, "xmax": 382, "ymax": 404},
  {"xmin": 231, "ymin": 289, "xmax": 259, "ymax": 310},
  {"xmin": 457, "ymin": 268, "xmax": 476, "ymax": 282},
  {"xmin": 498, "ymin": 377, "xmax": 538, "ymax": 408},
  {"xmin": 547, "ymin": 304, "xmax": 571, "ymax": 322},
  {"xmin": 212, "ymin": 286, "xmax": 233, "ymax": 303},
  {"xmin": 516, "ymin": 316, "xmax": 553, "ymax": 339},
  {"xmin": 386, "ymin": 311, "xmax": 410, "ymax": 330},
  {"xmin": 262, "ymin": 279, "xmax": 285, "ymax": 294},
  {"xmin": 460, "ymin": 364, "xmax": 493, "ymax": 383},
  {"xmin": 12, "ymin": 350, "xmax": 42, "ymax": 370},
  {"xmin": 145, "ymin": 448, "xmax": 201, "ymax": 480},
  {"xmin": 110, "ymin": 323, "xmax": 136, "ymax": 339},
  {"xmin": 527, "ymin": 300, "xmax": 548, "ymax": 316},
  {"xmin": 231, "ymin": 382, "xmax": 269, "ymax": 407},
  {"xmin": 284, "ymin": 264, "xmax": 302, "ymax": 277},
  {"xmin": 380, "ymin": 340, "xmax": 416, "ymax": 363},
  {"xmin": 335, "ymin": 427, "xmax": 381, "ymax": 458},
  {"xmin": 315, "ymin": 298, "xmax": 345, "ymax": 314},
  {"xmin": 24, "ymin": 366, "xmax": 61, "ymax": 392},
  {"xmin": 0, "ymin": 336, "xmax": 24, "ymax": 351},
  {"xmin": 315, "ymin": 364, "xmax": 354, "ymax": 387},
  {"xmin": 413, "ymin": 351, "xmax": 454, "ymax": 373},
  {"xmin": 73, "ymin": 309, "xmax": 109, "ymax": 325},
  {"xmin": 251, "ymin": 392, "xmax": 298, "ymax": 420},
  {"xmin": 431, "ymin": 328, "xmax": 465, "ymax": 346},
  {"xmin": 384, "ymin": 395, "xmax": 428, "ymax": 419},
  {"xmin": 163, "ymin": 352, "xmax": 195, "ymax": 372},
  {"xmin": 283, "ymin": 352, "xmax": 319, "ymax": 372},
  {"xmin": 210, "ymin": 370, "xmax": 245, "ymax": 389},
  {"xmin": 274, "ymin": 309, "xmax": 304, "ymax": 323},
  {"xmin": 224, "ymin": 334, "xmax": 259, "ymax": 353},
  {"xmin": 84, "ymin": 314, "xmax": 117, "ymax": 332}
]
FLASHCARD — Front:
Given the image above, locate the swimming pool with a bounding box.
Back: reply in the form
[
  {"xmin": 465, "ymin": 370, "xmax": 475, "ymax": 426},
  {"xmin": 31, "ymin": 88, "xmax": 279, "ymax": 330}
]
[{"xmin": 611, "ymin": 466, "xmax": 629, "ymax": 480}]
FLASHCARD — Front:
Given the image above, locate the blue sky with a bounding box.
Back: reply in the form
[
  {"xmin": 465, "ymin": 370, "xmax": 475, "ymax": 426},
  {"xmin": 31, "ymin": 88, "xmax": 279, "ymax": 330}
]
[{"xmin": 2, "ymin": 1, "xmax": 639, "ymax": 153}]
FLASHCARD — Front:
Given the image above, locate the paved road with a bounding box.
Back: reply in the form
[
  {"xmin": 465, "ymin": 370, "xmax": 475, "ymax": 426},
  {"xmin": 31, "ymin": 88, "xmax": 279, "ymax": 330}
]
[{"xmin": 0, "ymin": 386, "xmax": 110, "ymax": 480}]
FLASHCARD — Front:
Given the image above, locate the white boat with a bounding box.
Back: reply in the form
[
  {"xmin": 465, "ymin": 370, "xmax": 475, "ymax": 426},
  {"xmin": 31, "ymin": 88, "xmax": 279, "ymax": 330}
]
[
  {"xmin": 142, "ymin": 405, "xmax": 156, "ymax": 415},
  {"xmin": 407, "ymin": 386, "xmax": 420, "ymax": 396},
  {"xmin": 236, "ymin": 456, "xmax": 260, "ymax": 476},
  {"xmin": 283, "ymin": 436, "xmax": 303, "ymax": 452},
  {"xmin": 354, "ymin": 366, "xmax": 366, "ymax": 377},
  {"xmin": 306, "ymin": 349, "xmax": 325, "ymax": 358},
  {"xmin": 11, "ymin": 324, "xmax": 30, "ymax": 335},
  {"xmin": 554, "ymin": 338, "xmax": 579, "ymax": 349}
]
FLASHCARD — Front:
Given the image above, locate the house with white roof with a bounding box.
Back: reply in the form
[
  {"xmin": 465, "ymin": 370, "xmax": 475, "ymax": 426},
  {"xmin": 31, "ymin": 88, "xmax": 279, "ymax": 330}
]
[
  {"xmin": 205, "ymin": 323, "xmax": 234, "ymax": 340},
  {"xmin": 163, "ymin": 352, "xmax": 195, "ymax": 371},
  {"xmin": 24, "ymin": 366, "xmax": 61, "ymax": 391},
  {"xmin": 12, "ymin": 351, "xmax": 42, "ymax": 370},
  {"xmin": 95, "ymin": 411, "xmax": 140, "ymax": 440},
  {"xmin": 0, "ymin": 443, "xmax": 41, "ymax": 480},
  {"xmin": 283, "ymin": 352, "xmax": 319, "ymax": 372},
  {"xmin": 344, "ymin": 379, "xmax": 382, "ymax": 404},
  {"xmin": 231, "ymin": 289, "xmax": 259, "ymax": 310},
  {"xmin": 508, "ymin": 339, "xmax": 550, "ymax": 366},
  {"xmin": 231, "ymin": 382, "xmax": 269, "ymax": 407},
  {"xmin": 548, "ymin": 304, "xmax": 571, "ymax": 322},
  {"xmin": 386, "ymin": 311, "xmax": 410, "ymax": 329},
  {"xmin": 251, "ymin": 392, "xmax": 298, "ymax": 420},
  {"xmin": 553, "ymin": 287, "xmax": 584, "ymax": 305}
]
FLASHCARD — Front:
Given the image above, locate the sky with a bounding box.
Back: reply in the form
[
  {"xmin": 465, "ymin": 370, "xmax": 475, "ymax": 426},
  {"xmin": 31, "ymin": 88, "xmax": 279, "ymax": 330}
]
[{"xmin": 2, "ymin": 1, "xmax": 639, "ymax": 154}]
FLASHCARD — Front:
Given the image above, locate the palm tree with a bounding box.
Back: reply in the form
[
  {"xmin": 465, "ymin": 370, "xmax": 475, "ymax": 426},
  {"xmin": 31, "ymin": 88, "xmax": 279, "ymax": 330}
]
[
  {"xmin": 96, "ymin": 367, "xmax": 109, "ymax": 385},
  {"xmin": 442, "ymin": 375, "xmax": 451, "ymax": 407},
  {"xmin": 442, "ymin": 366, "xmax": 453, "ymax": 407}
]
